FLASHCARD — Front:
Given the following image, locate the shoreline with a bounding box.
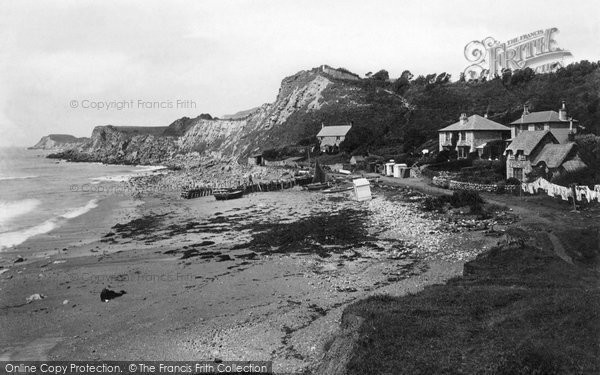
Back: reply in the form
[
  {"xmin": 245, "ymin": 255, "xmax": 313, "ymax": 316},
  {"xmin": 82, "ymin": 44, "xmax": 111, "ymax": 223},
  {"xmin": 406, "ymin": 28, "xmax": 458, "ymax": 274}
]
[{"xmin": 0, "ymin": 182, "xmax": 506, "ymax": 372}]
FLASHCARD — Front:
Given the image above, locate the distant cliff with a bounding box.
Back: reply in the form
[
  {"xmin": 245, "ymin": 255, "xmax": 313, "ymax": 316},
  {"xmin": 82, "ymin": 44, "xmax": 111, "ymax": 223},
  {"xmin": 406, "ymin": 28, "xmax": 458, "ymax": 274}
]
[
  {"xmin": 41, "ymin": 61, "xmax": 600, "ymax": 165},
  {"xmin": 29, "ymin": 134, "xmax": 89, "ymax": 150},
  {"xmin": 48, "ymin": 126, "xmax": 178, "ymax": 165},
  {"xmin": 47, "ymin": 65, "xmax": 408, "ymax": 165}
]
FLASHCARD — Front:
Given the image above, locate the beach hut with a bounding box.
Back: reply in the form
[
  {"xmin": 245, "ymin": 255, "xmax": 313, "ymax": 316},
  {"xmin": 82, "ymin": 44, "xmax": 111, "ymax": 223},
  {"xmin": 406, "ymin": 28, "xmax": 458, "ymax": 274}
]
[
  {"xmin": 393, "ymin": 163, "xmax": 407, "ymax": 178},
  {"xmin": 384, "ymin": 160, "xmax": 395, "ymax": 176},
  {"xmin": 353, "ymin": 178, "xmax": 372, "ymax": 201}
]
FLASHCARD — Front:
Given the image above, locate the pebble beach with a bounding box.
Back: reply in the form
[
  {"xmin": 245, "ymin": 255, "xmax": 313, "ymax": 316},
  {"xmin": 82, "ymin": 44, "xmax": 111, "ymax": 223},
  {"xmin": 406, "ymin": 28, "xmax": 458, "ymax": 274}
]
[{"xmin": 0, "ymin": 171, "xmax": 507, "ymax": 372}]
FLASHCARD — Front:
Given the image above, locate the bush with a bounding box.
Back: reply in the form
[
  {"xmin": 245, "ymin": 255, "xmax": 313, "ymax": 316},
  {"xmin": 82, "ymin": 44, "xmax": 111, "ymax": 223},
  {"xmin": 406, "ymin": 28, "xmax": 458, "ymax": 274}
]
[
  {"xmin": 506, "ymin": 177, "xmax": 521, "ymax": 185},
  {"xmin": 552, "ymin": 168, "xmax": 598, "ymax": 186},
  {"xmin": 421, "ymin": 196, "xmax": 448, "ymax": 212},
  {"xmin": 496, "ymin": 181, "xmax": 506, "ymax": 194},
  {"xmin": 449, "ymin": 190, "xmax": 484, "ymax": 211}
]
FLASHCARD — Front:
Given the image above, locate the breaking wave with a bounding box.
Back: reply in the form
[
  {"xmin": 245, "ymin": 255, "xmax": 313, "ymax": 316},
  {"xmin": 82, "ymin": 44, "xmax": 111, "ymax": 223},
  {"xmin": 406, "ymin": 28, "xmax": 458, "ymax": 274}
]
[{"xmin": 0, "ymin": 199, "xmax": 99, "ymax": 250}]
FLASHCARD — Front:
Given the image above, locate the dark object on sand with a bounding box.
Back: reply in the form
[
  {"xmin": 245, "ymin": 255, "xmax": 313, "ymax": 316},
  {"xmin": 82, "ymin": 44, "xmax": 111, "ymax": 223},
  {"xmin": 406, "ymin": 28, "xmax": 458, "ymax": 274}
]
[
  {"xmin": 14, "ymin": 256, "xmax": 25, "ymax": 263},
  {"xmin": 100, "ymin": 288, "xmax": 126, "ymax": 302},
  {"xmin": 213, "ymin": 188, "xmax": 244, "ymax": 200}
]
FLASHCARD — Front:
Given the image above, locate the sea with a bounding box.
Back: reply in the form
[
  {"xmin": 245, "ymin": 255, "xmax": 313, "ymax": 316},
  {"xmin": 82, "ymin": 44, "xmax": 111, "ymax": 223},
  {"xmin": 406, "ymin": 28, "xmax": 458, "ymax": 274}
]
[{"xmin": 0, "ymin": 147, "xmax": 163, "ymax": 252}]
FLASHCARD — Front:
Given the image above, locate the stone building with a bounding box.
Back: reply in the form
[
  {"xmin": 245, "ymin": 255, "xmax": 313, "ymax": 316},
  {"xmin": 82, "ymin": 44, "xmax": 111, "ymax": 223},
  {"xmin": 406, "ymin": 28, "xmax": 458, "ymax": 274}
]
[
  {"xmin": 509, "ymin": 101, "xmax": 577, "ymax": 143},
  {"xmin": 438, "ymin": 114, "xmax": 511, "ymax": 158},
  {"xmin": 317, "ymin": 123, "xmax": 352, "ymax": 153},
  {"xmin": 504, "ymin": 130, "xmax": 586, "ymax": 181}
]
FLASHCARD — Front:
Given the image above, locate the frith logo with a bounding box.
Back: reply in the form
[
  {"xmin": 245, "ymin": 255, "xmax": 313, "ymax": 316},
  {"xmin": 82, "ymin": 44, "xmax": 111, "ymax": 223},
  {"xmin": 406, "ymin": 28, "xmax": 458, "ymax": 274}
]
[{"xmin": 463, "ymin": 28, "xmax": 573, "ymax": 80}]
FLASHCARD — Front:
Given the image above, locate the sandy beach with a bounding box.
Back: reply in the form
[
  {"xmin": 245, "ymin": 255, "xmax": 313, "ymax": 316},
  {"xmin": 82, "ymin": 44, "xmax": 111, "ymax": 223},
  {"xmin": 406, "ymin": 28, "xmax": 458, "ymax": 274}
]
[{"xmin": 0, "ymin": 183, "xmax": 508, "ymax": 373}]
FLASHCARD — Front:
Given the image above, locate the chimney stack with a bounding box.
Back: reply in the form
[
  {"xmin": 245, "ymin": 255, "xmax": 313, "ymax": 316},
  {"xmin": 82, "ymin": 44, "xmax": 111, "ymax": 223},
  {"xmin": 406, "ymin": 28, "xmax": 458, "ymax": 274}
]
[
  {"xmin": 321, "ymin": 122, "xmax": 325, "ymax": 129},
  {"xmin": 523, "ymin": 105, "xmax": 530, "ymax": 115},
  {"xmin": 559, "ymin": 100, "xmax": 567, "ymax": 121},
  {"xmin": 460, "ymin": 113, "xmax": 467, "ymax": 126}
]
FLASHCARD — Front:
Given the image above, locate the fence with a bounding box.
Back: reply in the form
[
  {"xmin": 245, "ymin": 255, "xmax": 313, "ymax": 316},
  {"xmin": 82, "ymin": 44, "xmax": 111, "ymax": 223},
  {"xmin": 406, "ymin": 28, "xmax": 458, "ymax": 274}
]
[{"xmin": 181, "ymin": 175, "xmax": 314, "ymax": 199}]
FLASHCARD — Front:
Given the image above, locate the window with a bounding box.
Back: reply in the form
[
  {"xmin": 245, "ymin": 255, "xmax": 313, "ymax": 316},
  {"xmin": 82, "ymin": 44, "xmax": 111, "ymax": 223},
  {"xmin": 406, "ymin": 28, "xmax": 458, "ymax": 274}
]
[
  {"xmin": 458, "ymin": 147, "xmax": 468, "ymax": 159},
  {"xmin": 512, "ymin": 168, "xmax": 523, "ymax": 181},
  {"xmin": 446, "ymin": 132, "xmax": 451, "ymax": 142},
  {"xmin": 535, "ymin": 124, "xmax": 544, "ymax": 131}
]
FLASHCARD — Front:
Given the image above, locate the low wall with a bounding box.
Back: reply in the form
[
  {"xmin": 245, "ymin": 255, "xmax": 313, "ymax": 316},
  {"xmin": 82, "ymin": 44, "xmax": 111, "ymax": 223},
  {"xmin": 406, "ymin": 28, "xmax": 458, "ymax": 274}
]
[{"xmin": 432, "ymin": 176, "xmax": 519, "ymax": 193}]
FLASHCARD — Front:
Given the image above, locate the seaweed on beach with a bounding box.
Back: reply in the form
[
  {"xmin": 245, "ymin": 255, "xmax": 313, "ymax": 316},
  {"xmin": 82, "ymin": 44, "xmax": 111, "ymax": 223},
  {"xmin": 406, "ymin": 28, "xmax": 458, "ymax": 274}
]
[
  {"xmin": 232, "ymin": 208, "xmax": 380, "ymax": 256},
  {"xmin": 106, "ymin": 213, "xmax": 169, "ymax": 240}
]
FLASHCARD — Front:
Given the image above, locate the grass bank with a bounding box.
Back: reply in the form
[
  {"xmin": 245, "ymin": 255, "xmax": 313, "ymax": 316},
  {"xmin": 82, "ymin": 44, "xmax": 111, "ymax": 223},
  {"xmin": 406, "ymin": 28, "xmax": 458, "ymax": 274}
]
[{"xmin": 333, "ymin": 230, "xmax": 600, "ymax": 374}]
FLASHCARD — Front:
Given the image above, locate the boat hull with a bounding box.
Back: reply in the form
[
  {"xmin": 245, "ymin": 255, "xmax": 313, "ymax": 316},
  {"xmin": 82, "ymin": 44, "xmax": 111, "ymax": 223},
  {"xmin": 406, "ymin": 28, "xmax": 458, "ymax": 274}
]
[
  {"xmin": 214, "ymin": 190, "xmax": 244, "ymax": 200},
  {"xmin": 322, "ymin": 186, "xmax": 353, "ymax": 194},
  {"xmin": 304, "ymin": 183, "xmax": 330, "ymax": 191}
]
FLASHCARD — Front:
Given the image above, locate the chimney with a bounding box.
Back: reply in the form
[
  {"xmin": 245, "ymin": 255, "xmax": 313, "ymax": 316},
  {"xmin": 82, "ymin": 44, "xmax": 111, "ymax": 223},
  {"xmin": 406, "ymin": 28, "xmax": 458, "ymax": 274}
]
[
  {"xmin": 523, "ymin": 105, "xmax": 530, "ymax": 116},
  {"xmin": 559, "ymin": 100, "xmax": 567, "ymax": 121},
  {"xmin": 484, "ymin": 113, "xmax": 488, "ymax": 119},
  {"xmin": 321, "ymin": 122, "xmax": 325, "ymax": 129},
  {"xmin": 460, "ymin": 113, "xmax": 467, "ymax": 126}
]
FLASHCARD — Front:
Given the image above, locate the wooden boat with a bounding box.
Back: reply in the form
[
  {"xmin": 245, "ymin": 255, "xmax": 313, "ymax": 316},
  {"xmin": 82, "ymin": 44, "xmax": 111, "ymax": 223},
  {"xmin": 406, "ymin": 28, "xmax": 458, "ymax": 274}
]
[
  {"xmin": 213, "ymin": 188, "xmax": 244, "ymax": 200},
  {"xmin": 322, "ymin": 185, "xmax": 353, "ymax": 194},
  {"xmin": 305, "ymin": 182, "xmax": 330, "ymax": 191}
]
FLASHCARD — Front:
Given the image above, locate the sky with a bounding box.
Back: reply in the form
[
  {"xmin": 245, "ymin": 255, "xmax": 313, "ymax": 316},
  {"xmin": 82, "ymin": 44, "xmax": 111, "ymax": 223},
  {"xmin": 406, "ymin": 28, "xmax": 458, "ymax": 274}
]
[{"xmin": 0, "ymin": 0, "xmax": 598, "ymax": 147}]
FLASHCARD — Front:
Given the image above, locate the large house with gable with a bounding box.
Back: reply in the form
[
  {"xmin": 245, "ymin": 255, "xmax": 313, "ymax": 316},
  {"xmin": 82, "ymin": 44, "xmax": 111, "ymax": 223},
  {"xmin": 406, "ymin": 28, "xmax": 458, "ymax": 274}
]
[
  {"xmin": 504, "ymin": 101, "xmax": 585, "ymax": 181},
  {"xmin": 438, "ymin": 113, "xmax": 511, "ymax": 159},
  {"xmin": 509, "ymin": 101, "xmax": 578, "ymax": 143}
]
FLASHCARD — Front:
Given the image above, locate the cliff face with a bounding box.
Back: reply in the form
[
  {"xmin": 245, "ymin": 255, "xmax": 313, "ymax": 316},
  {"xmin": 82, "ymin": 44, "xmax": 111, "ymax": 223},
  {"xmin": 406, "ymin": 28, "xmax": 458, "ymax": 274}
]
[
  {"xmin": 29, "ymin": 134, "xmax": 89, "ymax": 150},
  {"xmin": 48, "ymin": 65, "xmax": 406, "ymax": 165},
  {"xmin": 50, "ymin": 126, "xmax": 178, "ymax": 165}
]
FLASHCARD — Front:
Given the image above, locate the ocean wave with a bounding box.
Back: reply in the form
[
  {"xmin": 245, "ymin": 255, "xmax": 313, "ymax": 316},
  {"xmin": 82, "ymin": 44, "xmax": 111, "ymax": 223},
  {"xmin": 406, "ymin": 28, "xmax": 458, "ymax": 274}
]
[
  {"xmin": 0, "ymin": 199, "xmax": 99, "ymax": 250},
  {"xmin": 0, "ymin": 219, "xmax": 57, "ymax": 250},
  {"xmin": 89, "ymin": 165, "xmax": 166, "ymax": 184},
  {"xmin": 0, "ymin": 175, "xmax": 38, "ymax": 181},
  {"xmin": 89, "ymin": 175, "xmax": 131, "ymax": 183},
  {"xmin": 0, "ymin": 199, "xmax": 41, "ymax": 228},
  {"xmin": 135, "ymin": 165, "xmax": 167, "ymax": 172},
  {"xmin": 60, "ymin": 199, "xmax": 99, "ymax": 219}
]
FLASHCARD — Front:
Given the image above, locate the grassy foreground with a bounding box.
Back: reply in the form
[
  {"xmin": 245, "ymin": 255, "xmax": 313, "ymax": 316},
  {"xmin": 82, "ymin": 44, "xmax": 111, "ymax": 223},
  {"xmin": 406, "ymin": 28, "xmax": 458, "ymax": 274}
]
[{"xmin": 341, "ymin": 234, "xmax": 600, "ymax": 374}]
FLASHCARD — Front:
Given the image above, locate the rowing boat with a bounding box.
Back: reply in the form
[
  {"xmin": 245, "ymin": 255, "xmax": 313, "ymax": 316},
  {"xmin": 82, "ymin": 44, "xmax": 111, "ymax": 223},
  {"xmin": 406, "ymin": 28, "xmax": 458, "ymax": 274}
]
[{"xmin": 213, "ymin": 189, "xmax": 244, "ymax": 200}]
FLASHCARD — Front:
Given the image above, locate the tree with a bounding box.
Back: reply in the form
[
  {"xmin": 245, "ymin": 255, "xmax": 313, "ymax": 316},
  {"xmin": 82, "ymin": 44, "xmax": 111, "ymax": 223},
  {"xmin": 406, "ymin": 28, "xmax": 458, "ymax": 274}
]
[
  {"xmin": 435, "ymin": 72, "xmax": 451, "ymax": 84},
  {"xmin": 391, "ymin": 76, "xmax": 410, "ymax": 95},
  {"xmin": 510, "ymin": 67, "xmax": 535, "ymax": 86},
  {"xmin": 501, "ymin": 68, "xmax": 512, "ymax": 85},
  {"xmin": 340, "ymin": 126, "xmax": 373, "ymax": 153},
  {"xmin": 401, "ymin": 70, "xmax": 414, "ymax": 81},
  {"xmin": 372, "ymin": 69, "xmax": 389, "ymax": 81}
]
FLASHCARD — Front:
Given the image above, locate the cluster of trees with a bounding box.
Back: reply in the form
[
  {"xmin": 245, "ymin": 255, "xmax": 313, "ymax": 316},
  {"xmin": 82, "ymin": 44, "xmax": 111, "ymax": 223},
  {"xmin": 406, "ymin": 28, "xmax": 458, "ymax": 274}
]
[{"xmin": 336, "ymin": 60, "xmax": 600, "ymax": 156}]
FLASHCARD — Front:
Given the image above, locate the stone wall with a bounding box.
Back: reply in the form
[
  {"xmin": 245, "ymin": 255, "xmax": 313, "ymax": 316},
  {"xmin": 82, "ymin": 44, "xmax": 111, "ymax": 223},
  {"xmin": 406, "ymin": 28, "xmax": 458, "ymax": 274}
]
[
  {"xmin": 432, "ymin": 176, "xmax": 519, "ymax": 193},
  {"xmin": 321, "ymin": 65, "xmax": 361, "ymax": 81}
]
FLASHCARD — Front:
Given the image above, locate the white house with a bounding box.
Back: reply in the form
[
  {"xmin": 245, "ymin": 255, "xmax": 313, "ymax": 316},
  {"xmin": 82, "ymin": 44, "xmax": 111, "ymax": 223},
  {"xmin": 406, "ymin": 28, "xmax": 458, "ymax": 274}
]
[{"xmin": 317, "ymin": 123, "xmax": 352, "ymax": 153}]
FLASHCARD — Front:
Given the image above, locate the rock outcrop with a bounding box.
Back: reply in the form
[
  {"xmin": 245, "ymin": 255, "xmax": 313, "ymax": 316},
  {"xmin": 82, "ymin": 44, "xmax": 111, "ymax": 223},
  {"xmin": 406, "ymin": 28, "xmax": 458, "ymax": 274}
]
[
  {"xmin": 47, "ymin": 65, "xmax": 407, "ymax": 165},
  {"xmin": 29, "ymin": 134, "xmax": 89, "ymax": 150},
  {"xmin": 49, "ymin": 126, "xmax": 178, "ymax": 165}
]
